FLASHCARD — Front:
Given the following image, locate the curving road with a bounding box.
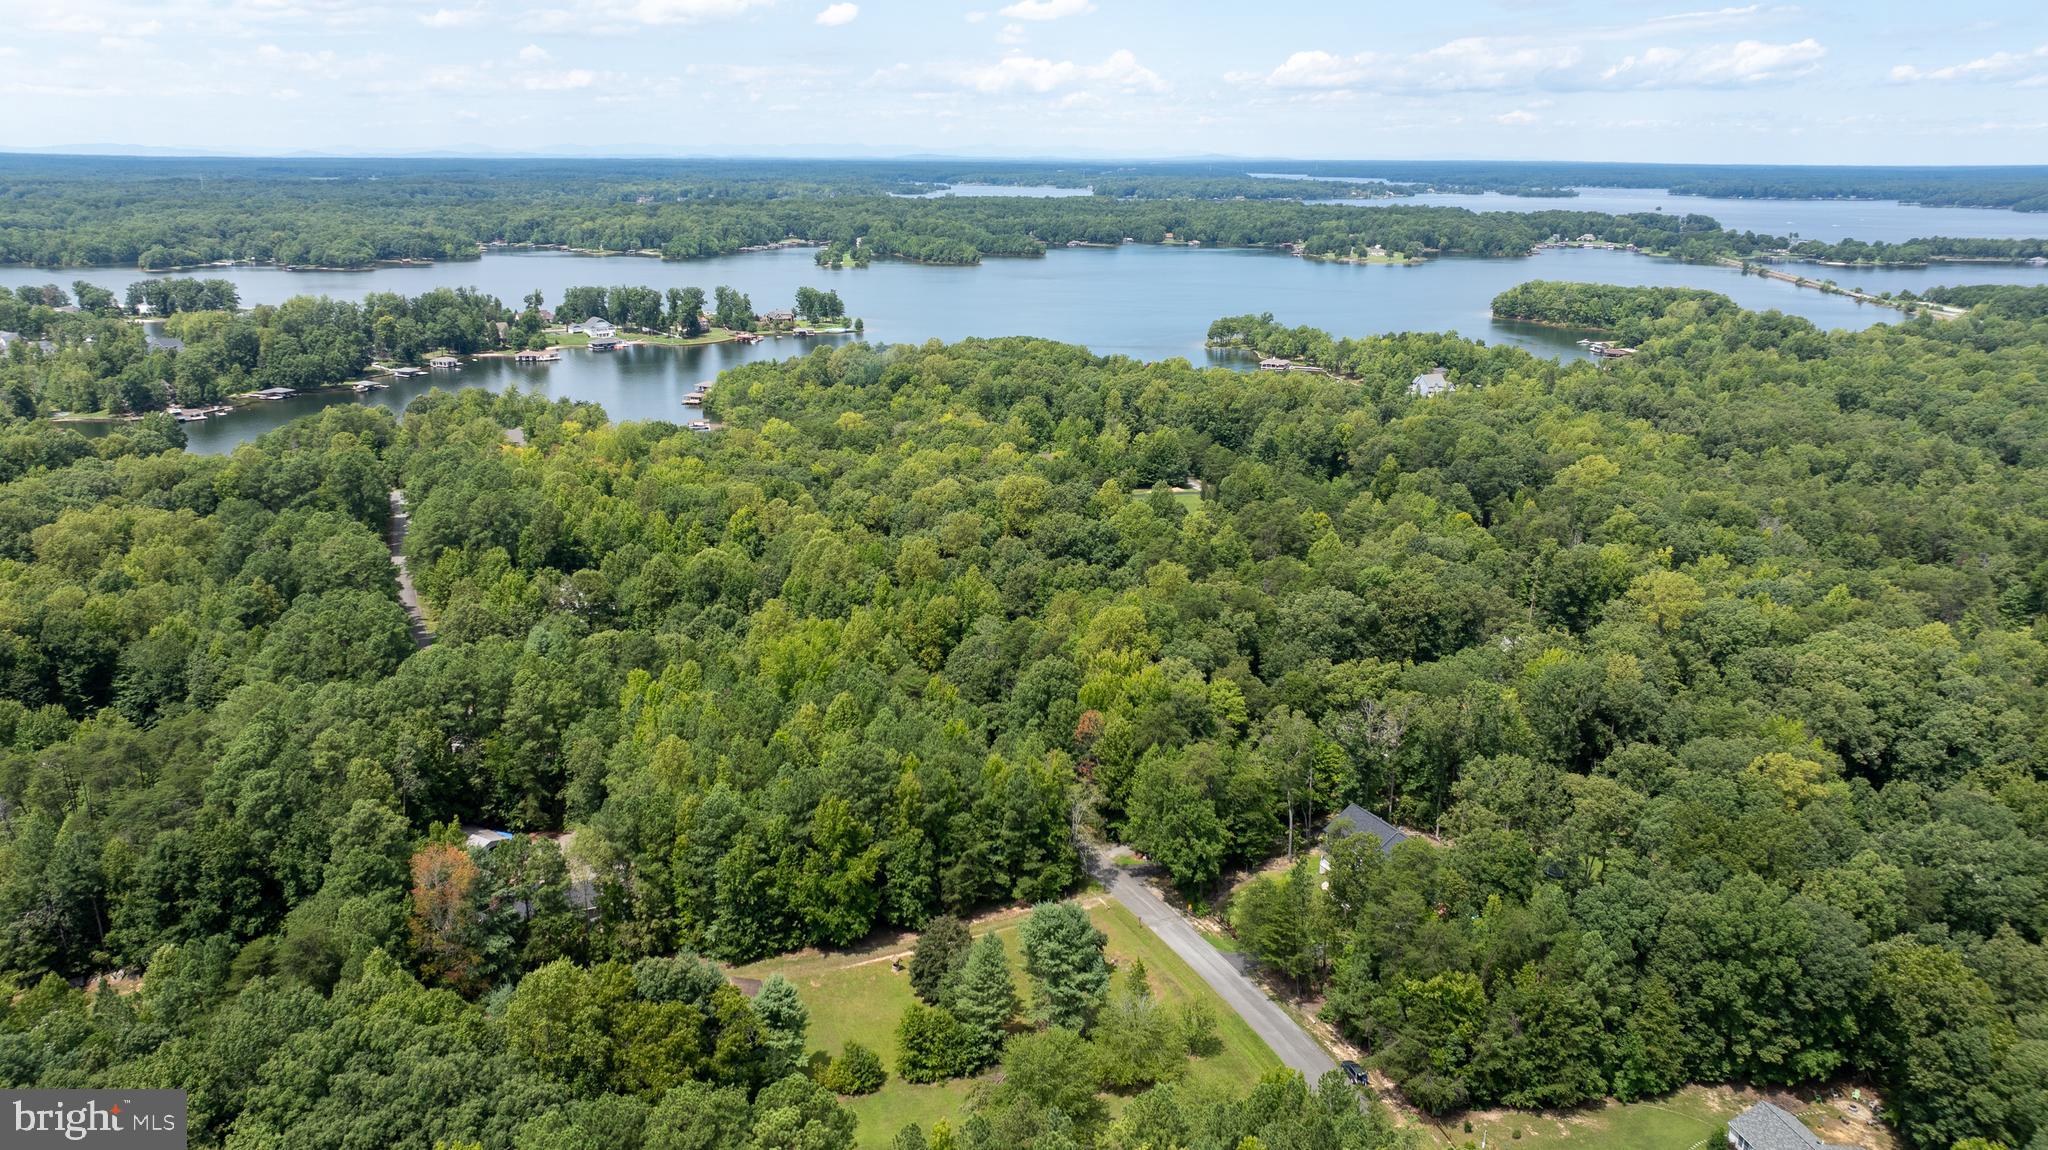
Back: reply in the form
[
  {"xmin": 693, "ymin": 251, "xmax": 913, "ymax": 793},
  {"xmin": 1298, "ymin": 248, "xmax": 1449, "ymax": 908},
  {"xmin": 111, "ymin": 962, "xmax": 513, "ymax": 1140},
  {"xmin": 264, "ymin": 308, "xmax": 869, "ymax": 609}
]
[
  {"xmin": 1086, "ymin": 844, "xmax": 1337, "ymax": 1083},
  {"xmin": 388, "ymin": 489, "xmax": 432, "ymax": 648}
]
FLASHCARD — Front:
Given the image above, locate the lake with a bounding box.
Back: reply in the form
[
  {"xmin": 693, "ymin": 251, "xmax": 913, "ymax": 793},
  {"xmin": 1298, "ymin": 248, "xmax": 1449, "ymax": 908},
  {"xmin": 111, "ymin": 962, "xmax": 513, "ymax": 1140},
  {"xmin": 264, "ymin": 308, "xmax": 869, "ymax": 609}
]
[
  {"xmin": 13, "ymin": 243, "xmax": 2046, "ymax": 453},
  {"xmin": 897, "ymin": 183, "xmax": 1096, "ymax": 198},
  {"xmin": 1305, "ymin": 186, "xmax": 2048, "ymax": 244}
]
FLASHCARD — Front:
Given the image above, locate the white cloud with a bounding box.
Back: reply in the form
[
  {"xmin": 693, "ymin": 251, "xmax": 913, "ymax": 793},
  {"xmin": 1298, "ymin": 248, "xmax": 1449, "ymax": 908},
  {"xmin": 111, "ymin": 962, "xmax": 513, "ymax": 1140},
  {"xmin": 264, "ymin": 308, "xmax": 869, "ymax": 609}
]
[
  {"xmin": 1233, "ymin": 40, "xmax": 1582, "ymax": 93},
  {"xmin": 1495, "ymin": 108, "xmax": 1539, "ymax": 125},
  {"xmin": 938, "ymin": 48, "xmax": 1164, "ymax": 94},
  {"xmin": 1241, "ymin": 51, "xmax": 1365, "ymax": 90},
  {"xmin": 1890, "ymin": 44, "xmax": 2048, "ymax": 84},
  {"xmin": 518, "ymin": 44, "xmax": 551, "ymax": 61},
  {"xmin": 594, "ymin": 0, "xmax": 772, "ymax": 26},
  {"xmin": 419, "ymin": 6, "xmax": 483, "ymax": 27},
  {"xmin": 255, "ymin": 43, "xmax": 352, "ymax": 79},
  {"xmin": 998, "ymin": 0, "xmax": 1094, "ymax": 21},
  {"xmin": 816, "ymin": 2, "xmax": 858, "ymax": 24},
  {"xmin": 1604, "ymin": 38, "xmax": 1824, "ymax": 86},
  {"xmin": 1234, "ymin": 34, "xmax": 1823, "ymax": 93},
  {"xmin": 523, "ymin": 69, "xmax": 596, "ymax": 91},
  {"xmin": 32, "ymin": 13, "xmax": 108, "ymax": 33},
  {"xmin": 997, "ymin": 22, "xmax": 1025, "ymax": 45}
]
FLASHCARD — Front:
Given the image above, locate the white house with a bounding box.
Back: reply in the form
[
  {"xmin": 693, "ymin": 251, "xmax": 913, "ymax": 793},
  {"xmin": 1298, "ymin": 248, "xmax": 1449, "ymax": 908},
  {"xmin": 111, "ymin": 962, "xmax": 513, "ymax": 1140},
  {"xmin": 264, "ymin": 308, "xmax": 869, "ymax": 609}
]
[
  {"xmin": 1409, "ymin": 369, "xmax": 1452, "ymax": 398},
  {"xmin": 577, "ymin": 317, "xmax": 621, "ymax": 350}
]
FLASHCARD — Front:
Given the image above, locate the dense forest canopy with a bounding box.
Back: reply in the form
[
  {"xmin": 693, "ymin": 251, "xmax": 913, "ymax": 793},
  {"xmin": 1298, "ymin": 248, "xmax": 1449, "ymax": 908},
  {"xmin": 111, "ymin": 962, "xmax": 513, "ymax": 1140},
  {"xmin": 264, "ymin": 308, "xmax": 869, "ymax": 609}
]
[
  {"xmin": 3, "ymin": 277, "xmax": 2048, "ymax": 1147},
  {"xmin": 2, "ymin": 155, "xmax": 2044, "ymax": 269}
]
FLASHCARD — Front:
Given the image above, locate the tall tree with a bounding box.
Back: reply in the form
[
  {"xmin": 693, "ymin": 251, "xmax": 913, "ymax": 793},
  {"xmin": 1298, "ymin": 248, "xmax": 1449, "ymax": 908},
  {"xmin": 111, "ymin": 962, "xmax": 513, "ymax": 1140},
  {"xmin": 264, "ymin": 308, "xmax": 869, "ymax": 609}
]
[
  {"xmin": 951, "ymin": 933, "xmax": 1019, "ymax": 1070},
  {"xmin": 909, "ymin": 914, "xmax": 972, "ymax": 1006},
  {"xmin": 1020, "ymin": 902, "xmax": 1109, "ymax": 1032},
  {"xmin": 713, "ymin": 286, "xmax": 754, "ymax": 332},
  {"xmin": 677, "ymin": 286, "xmax": 707, "ymax": 336},
  {"xmin": 755, "ymin": 973, "xmax": 811, "ymax": 1082}
]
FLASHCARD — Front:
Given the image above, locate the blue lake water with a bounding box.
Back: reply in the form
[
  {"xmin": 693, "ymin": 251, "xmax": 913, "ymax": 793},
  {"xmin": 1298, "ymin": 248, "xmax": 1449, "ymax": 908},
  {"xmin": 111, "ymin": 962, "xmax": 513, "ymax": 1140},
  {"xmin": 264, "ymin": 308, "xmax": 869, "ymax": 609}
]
[
  {"xmin": 10, "ymin": 243, "xmax": 2044, "ymax": 453},
  {"xmin": 1294, "ymin": 185, "xmax": 2048, "ymax": 243}
]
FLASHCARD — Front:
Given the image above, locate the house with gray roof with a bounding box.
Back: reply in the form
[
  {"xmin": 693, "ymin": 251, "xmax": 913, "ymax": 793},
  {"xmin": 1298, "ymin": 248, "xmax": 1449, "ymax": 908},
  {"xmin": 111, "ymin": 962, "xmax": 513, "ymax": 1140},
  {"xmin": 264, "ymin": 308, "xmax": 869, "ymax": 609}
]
[
  {"xmin": 1326, "ymin": 804, "xmax": 1409, "ymax": 856},
  {"xmin": 1726, "ymin": 1101, "xmax": 1860, "ymax": 1150},
  {"xmin": 145, "ymin": 334, "xmax": 185, "ymax": 353},
  {"xmin": 1409, "ymin": 368, "xmax": 1452, "ymax": 398},
  {"xmin": 575, "ymin": 317, "xmax": 621, "ymax": 350}
]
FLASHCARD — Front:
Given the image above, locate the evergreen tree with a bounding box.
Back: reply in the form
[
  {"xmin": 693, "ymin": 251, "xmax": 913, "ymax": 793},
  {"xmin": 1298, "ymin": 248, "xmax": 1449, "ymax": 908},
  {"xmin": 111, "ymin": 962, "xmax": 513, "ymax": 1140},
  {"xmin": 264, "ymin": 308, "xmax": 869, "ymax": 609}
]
[
  {"xmin": 754, "ymin": 973, "xmax": 810, "ymax": 1082},
  {"xmin": 909, "ymin": 914, "xmax": 972, "ymax": 1007},
  {"xmin": 951, "ymin": 933, "xmax": 1020, "ymax": 1070},
  {"xmin": 1612, "ymin": 974, "xmax": 1687, "ymax": 1101},
  {"xmin": 1019, "ymin": 902, "xmax": 1109, "ymax": 1033}
]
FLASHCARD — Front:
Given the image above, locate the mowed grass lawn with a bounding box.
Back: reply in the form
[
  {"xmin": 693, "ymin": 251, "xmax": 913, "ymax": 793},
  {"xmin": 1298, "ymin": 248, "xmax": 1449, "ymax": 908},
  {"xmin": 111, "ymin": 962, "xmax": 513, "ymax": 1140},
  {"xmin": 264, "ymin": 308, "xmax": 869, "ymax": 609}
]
[
  {"xmin": 1405, "ymin": 1090, "xmax": 1729, "ymax": 1150},
  {"xmin": 1403, "ymin": 1083, "xmax": 1891, "ymax": 1150},
  {"xmin": 730, "ymin": 899, "xmax": 1284, "ymax": 1149}
]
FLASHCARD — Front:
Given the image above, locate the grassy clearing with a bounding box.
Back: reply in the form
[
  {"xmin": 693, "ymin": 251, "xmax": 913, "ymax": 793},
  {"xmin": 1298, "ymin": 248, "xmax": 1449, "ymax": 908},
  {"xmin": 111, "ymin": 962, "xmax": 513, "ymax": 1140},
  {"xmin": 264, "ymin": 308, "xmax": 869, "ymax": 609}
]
[
  {"xmin": 1402, "ymin": 1088, "xmax": 1730, "ymax": 1150},
  {"xmin": 1129, "ymin": 489, "xmax": 1203, "ymax": 509},
  {"xmin": 539, "ymin": 326, "xmax": 752, "ymax": 349},
  {"xmin": 1402, "ymin": 1083, "xmax": 1893, "ymax": 1150},
  {"xmin": 731, "ymin": 899, "xmax": 1281, "ymax": 1149}
]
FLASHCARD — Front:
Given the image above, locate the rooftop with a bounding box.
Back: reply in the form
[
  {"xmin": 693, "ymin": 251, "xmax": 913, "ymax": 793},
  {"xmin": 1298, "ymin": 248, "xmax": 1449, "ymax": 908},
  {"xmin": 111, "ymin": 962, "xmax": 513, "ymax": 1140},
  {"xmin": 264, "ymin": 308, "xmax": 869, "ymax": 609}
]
[
  {"xmin": 1410, "ymin": 369, "xmax": 1452, "ymax": 397},
  {"xmin": 462, "ymin": 826, "xmax": 515, "ymax": 850},
  {"xmin": 1727, "ymin": 1101, "xmax": 1859, "ymax": 1150},
  {"xmin": 1326, "ymin": 804, "xmax": 1408, "ymax": 855}
]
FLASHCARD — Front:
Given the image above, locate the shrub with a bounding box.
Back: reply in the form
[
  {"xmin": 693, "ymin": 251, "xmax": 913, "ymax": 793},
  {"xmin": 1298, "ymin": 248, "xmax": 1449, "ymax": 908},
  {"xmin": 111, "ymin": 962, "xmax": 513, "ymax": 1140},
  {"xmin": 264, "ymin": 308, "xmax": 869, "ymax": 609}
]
[
  {"xmin": 1176, "ymin": 998, "xmax": 1223, "ymax": 1058},
  {"xmin": 820, "ymin": 1040, "xmax": 887, "ymax": 1095},
  {"xmin": 896, "ymin": 1003, "xmax": 973, "ymax": 1083}
]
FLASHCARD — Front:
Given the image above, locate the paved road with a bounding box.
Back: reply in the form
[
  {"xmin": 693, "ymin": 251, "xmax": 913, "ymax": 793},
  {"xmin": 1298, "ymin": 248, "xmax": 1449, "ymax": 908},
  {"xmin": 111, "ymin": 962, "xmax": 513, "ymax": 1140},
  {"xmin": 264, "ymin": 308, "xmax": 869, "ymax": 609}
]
[
  {"xmin": 387, "ymin": 489, "xmax": 432, "ymax": 648},
  {"xmin": 1088, "ymin": 846, "xmax": 1338, "ymax": 1083}
]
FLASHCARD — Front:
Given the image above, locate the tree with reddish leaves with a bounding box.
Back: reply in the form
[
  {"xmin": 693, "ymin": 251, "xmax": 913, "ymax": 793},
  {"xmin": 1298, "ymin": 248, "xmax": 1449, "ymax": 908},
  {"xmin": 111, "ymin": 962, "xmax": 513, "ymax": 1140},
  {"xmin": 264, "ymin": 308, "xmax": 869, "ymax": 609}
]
[{"xmin": 408, "ymin": 843, "xmax": 485, "ymax": 993}]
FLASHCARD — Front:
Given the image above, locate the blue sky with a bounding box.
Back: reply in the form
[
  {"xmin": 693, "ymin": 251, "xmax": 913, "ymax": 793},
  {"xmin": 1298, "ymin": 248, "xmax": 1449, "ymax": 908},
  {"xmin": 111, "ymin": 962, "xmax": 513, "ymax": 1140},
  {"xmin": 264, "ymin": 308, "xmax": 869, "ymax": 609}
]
[{"xmin": 0, "ymin": 0, "xmax": 2041, "ymax": 162}]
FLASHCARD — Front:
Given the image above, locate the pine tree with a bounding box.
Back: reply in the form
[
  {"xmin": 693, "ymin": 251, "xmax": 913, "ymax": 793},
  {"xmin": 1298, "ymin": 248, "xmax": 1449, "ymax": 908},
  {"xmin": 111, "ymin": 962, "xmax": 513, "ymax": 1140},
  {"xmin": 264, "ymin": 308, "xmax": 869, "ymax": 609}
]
[
  {"xmin": 951, "ymin": 933, "xmax": 1020, "ymax": 1070},
  {"xmin": 1019, "ymin": 901, "xmax": 1109, "ymax": 1032},
  {"xmin": 754, "ymin": 973, "xmax": 810, "ymax": 1081},
  {"xmin": 1613, "ymin": 974, "xmax": 1687, "ymax": 1101},
  {"xmin": 909, "ymin": 914, "xmax": 972, "ymax": 1006}
]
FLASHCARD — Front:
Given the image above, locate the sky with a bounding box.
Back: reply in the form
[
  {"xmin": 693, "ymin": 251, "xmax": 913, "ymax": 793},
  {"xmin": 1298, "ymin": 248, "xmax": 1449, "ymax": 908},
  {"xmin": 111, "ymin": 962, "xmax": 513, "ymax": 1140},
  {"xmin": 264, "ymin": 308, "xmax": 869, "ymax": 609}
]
[{"xmin": 0, "ymin": 0, "xmax": 2042, "ymax": 163}]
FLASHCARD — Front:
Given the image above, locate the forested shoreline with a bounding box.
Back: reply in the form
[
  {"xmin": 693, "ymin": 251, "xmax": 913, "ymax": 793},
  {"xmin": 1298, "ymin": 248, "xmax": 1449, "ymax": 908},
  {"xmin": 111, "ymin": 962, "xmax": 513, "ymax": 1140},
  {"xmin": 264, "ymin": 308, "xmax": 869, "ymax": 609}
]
[
  {"xmin": 0, "ymin": 279, "xmax": 852, "ymax": 417},
  {"xmin": 2, "ymin": 281, "xmax": 2048, "ymax": 1147},
  {"xmin": 3, "ymin": 155, "xmax": 2045, "ymax": 271}
]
